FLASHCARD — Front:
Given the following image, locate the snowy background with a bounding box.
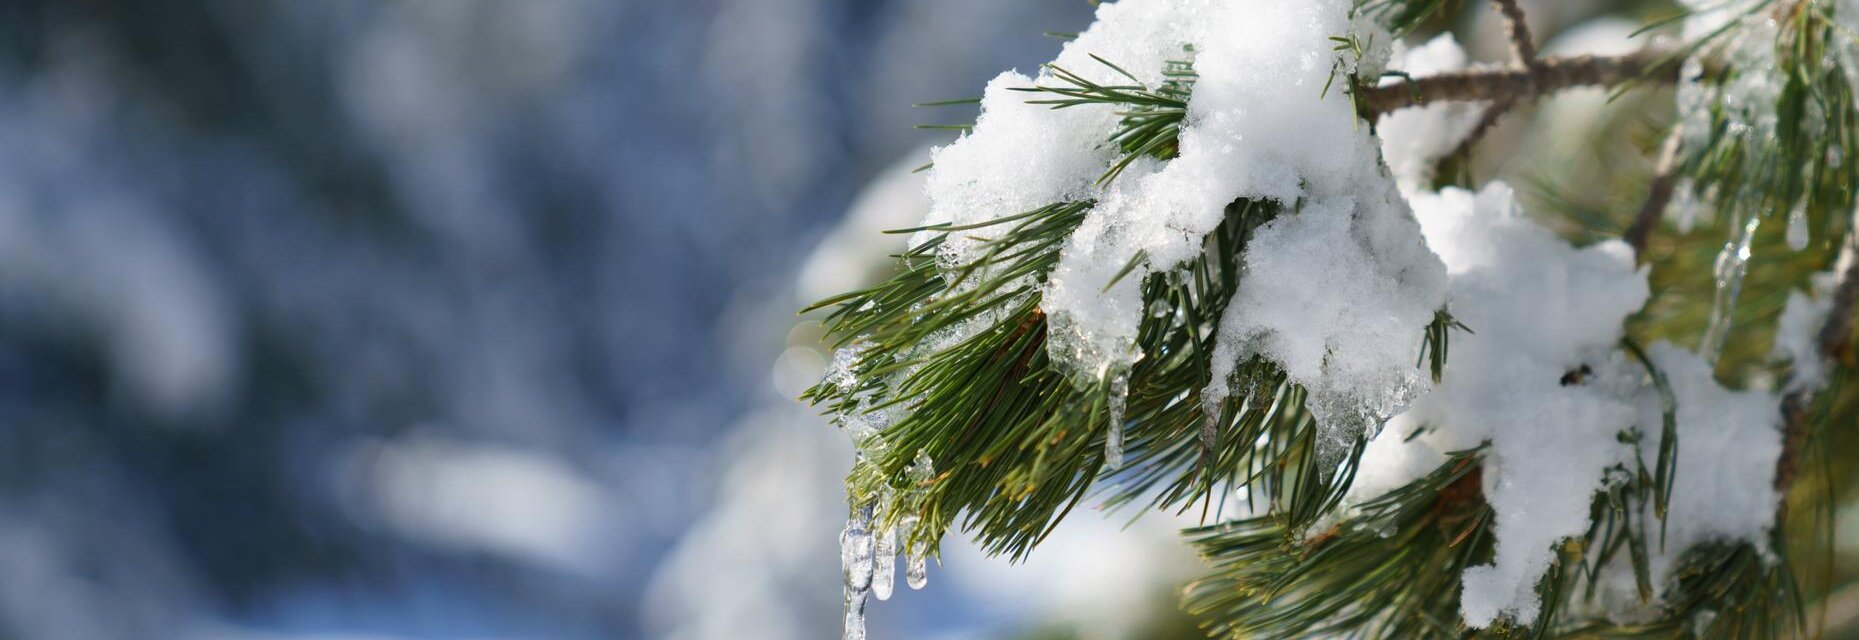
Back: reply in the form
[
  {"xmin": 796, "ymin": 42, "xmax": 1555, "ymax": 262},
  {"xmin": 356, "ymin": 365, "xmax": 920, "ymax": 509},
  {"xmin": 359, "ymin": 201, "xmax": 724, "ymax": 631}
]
[
  {"xmin": 0, "ymin": 0, "xmax": 1203, "ymax": 638},
  {"xmin": 8, "ymin": 1, "xmax": 1858, "ymax": 639}
]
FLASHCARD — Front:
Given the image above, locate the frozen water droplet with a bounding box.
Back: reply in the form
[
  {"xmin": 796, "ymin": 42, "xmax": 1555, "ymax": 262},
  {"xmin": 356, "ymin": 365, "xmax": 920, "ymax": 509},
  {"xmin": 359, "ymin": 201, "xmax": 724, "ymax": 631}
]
[
  {"xmin": 896, "ymin": 512, "xmax": 928, "ymax": 591},
  {"xmin": 872, "ymin": 526, "xmax": 896, "ymax": 601},
  {"xmin": 1787, "ymin": 204, "xmax": 1809, "ymax": 251},
  {"xmin": 906, "ymin": 550, "xmax": 929, "ymax": 590}
]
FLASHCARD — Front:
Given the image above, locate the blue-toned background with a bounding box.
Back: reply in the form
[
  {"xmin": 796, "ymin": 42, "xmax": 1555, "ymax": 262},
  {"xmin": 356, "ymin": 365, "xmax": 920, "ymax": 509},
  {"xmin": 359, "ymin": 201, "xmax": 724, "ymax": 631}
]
[{"xmin": 0, "ymin": 1, "xmax": 1156, "ymax": 638}]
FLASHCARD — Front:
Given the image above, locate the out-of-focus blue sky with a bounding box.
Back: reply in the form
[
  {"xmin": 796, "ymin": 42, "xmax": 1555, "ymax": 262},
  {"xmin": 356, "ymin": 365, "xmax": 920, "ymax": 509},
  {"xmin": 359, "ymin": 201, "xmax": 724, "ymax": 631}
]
[{"xmin": 0, "ymin": 1, "xmax": 1126, "ymax": 638}]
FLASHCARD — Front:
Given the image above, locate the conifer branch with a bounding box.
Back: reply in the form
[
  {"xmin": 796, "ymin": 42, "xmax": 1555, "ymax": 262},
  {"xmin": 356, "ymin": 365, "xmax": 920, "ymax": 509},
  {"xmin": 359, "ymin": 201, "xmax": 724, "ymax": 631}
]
[{"xmin": 1362, "ymin": 49, "xmax": 1678, "ymax": 116}]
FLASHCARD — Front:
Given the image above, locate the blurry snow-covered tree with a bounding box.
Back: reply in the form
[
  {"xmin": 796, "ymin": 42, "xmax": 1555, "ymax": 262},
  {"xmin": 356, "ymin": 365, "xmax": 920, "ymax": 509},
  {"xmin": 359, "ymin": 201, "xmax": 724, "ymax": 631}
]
[
  {"xmin": 0, "ymin": 0, "xmax": 1108, "ymax": 637},
  {"xmin": 806, "ymin": 0, "xmax": 1859, "ymax": 638}
]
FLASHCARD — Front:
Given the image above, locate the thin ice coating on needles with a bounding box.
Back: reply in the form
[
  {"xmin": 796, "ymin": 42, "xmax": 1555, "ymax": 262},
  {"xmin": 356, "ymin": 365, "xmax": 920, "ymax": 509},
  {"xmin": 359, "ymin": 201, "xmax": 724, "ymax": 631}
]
[
  {"xmin": 1700, "ymin": 214, "xmax": 1760, "ymax": 363},
  {"xmin": 922, "ymin": 0, "xmax": 1446, "ymax": 460}
]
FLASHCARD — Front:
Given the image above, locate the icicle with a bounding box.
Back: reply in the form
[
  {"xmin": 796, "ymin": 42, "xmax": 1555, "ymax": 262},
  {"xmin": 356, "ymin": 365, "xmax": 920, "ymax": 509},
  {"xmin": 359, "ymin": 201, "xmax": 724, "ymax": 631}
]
[
  {"xmin": 893, "ymin": 511, "xmax": 929, "ymax": 591},
  {"xmin": 1786, "ymin": 203, "xmax": 1809, "ymax": 251},
  {"xmin": 840, "ymin": 505, "xmax": 875, "ymax": 640},
  {"xmin": 1699, "ymin": 214, "xmax": 1761, "ymax": 362},
  {"xmin": 871, "ymin": 524, "xmax": 896, "ymax": 601},
  {"xmin": 1103, "ymin": 370, "xmax": 1129, "ymax": 469},
  {"xmin": 842, "ymin": 588, "xmax": 868, "ymax": 640},
  {"xmin": 905, "ymin": 546, "xmax": 929, "ymax": 590},
  {"xmin": 899, "ymin": 452, "xmax": 933, "ymax": 592}
]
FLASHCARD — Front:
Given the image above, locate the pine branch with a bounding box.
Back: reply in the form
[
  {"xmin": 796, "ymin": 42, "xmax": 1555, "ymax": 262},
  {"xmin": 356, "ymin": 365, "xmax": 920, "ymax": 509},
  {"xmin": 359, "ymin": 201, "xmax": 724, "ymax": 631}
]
[
  {"xmin": 1362, "ymin": 50, "xmax": 1678, "ymax": 116},
  {"xmin": 810, "ymin": 57, "xmax": 1420, "ymax": 563},
  {"xmin": 824, "ymin": 5, "xmax": 1859, "ymax": 636},
  {"xmin": 1185, "ymin": 450, "xmax": 1494, "ymax": 639}
]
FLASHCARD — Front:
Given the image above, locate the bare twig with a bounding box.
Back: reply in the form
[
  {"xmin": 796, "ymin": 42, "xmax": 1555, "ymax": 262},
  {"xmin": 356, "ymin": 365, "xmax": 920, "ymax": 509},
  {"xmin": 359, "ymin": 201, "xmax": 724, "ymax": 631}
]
[
  {"xmin": 1442, "ymin": 97, "xmax": 1517, "ymax": 169},
  {"xmin": 1363, "ymin": 50, "xmax": 1678, "ymax": 116},
  {"xmin": 1626, "ymin": 125, "xmax": 1685, "ymax": 256},
  {"xmin": 1488, "ymin": 0, "xmax": 1538, "ymax": 67}
]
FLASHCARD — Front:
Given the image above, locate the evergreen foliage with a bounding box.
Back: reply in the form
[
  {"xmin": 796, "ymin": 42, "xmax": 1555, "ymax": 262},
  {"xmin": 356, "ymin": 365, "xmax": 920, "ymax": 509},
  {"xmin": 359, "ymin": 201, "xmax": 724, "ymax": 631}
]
[{"xmin": 808, "ymin": 0, "xmax": 1859, "ymax": 637}]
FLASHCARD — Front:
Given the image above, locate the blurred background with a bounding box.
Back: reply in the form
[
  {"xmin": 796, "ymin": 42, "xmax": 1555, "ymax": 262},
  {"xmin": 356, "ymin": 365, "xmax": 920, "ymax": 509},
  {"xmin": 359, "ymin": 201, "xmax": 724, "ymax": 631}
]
[{"xmin": 4, "ymin": 1, "xmax": 1854, "ymax": 639}]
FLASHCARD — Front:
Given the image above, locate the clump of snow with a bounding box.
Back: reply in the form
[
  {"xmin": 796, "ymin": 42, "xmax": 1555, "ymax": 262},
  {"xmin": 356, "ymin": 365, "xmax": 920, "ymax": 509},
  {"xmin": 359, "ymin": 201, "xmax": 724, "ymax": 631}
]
[
  {"xmin": 1207, "ymin": 187, "xmax": 1446, "ymax": 452},
  {"xmin": 1353, "ymin": 183, "xmax": 1787, "ymax": 627},
  {"xmin": 922, "ymin": 0, "xmax": 1443, "ymax": 459},
  {"xmin": 1647, "ymin": 343, "xmax": 1782, "ymax": 565},
  {"xmin": 1773, "ymin": 273, "xmax": 1837, "ymax": 393},
  {"xmin": 1376, "ymin": 33, "xmax": 1486, "ymax": 189},
  {"xmin": 1352, "ymin": 183, "xmax": 1651, "ymax": 626},
  {"xmin": 919, "ymin": 0, "xmax": 1208, "ymax": 264},
  {"xmin": 1583, "ymin": 343, "xmax": 1782, "ymax": 622},
  {"xmin": 1027, "ymin": 0, "xmax": 1444, "ymax": 453}
]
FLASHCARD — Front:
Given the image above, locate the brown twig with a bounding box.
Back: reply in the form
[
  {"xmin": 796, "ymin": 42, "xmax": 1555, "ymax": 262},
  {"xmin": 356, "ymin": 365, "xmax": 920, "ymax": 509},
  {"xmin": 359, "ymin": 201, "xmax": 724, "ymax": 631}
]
[
  {"xmin": 1626, "ymin": 125, "xmax": 1685, "ymax": 256},
  {"xmin": 1488, "ymin": 0, "xmax": 1538, "ymax": 67},
  {"xmin": 1441, "ymin": 97, "xmax": 1518, "ymax": 171},
  {"xmin": 1362, "ymin": 50, "xmax": 1679, "ymax": 117}
]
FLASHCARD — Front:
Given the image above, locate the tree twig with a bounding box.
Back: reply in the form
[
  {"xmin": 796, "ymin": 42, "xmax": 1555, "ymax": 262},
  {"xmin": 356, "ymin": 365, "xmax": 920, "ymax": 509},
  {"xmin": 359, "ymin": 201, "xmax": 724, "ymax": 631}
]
[
  {"xmin": 1489, "ymin": 0, "xmax": 1538, "ymax": 67},
  {"xmin": 1441, "ymin": 96, "xmax": 1517, "ymax": 170},
  {"xmin": 1362, "ymin": 50, "xmax": 1678, "ymax": 116},
  {"xmin": 1626, "ymin": 125, "xmax": 1685, "ymax": 256}
]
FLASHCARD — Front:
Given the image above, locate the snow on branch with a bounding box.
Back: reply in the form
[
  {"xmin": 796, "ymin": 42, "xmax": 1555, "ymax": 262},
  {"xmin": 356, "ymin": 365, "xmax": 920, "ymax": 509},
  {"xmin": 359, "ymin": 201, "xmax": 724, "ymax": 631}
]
[{"xmin": 1778, "ymin": 210, "xmax": 1859, "ymax": 490}]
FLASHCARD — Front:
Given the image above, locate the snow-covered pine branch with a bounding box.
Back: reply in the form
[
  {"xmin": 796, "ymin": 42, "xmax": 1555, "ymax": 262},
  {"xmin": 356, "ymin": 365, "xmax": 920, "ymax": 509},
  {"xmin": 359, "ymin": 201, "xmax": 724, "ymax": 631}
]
[{"xmin": 806, "ymin": 0, "xmax": 1859, "ymax": 638}]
